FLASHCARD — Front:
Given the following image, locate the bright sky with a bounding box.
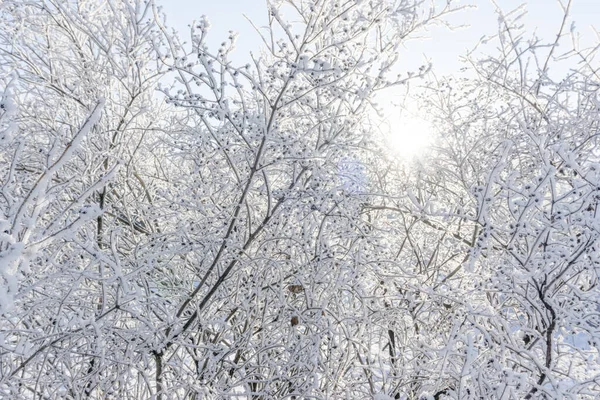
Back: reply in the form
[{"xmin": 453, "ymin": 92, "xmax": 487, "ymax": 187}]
[
  {"xmin": 156, "ymin": 0, "xmax": 600, "ymax": 158},
  {"xmin": 157, "ymin": 0, "xmax": 599, "ymax": 73}
]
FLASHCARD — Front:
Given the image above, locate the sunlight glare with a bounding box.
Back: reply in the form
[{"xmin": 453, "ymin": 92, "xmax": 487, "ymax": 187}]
[{"xmin": 383, "ymin": 108, "xmax": 434, "ymax": 160}]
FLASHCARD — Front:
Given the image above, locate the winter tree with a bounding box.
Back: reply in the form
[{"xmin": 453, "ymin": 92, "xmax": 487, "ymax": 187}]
[
  {"xmin": 377, "ymin": 3, "xmax": 600, "ymax": 398},
  {"xmin": 0, "ymin": 0, "xmax": 170, "ymax": 397},
  {"xmin": 0, "ymin": 0, "xmax": 458, "ymax": 398},
  {"xmin": 1, "ymin": 0, "xmax": 599, "ymax": 399}
]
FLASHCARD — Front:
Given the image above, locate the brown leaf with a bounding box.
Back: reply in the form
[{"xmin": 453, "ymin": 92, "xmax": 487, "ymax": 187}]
[{"xmin": 287, "ymin": 284, "xmax": 304, "ymax": 294}]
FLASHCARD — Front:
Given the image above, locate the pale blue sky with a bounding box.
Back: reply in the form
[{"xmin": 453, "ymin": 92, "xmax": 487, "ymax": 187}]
[
  {"xmin": 157, "ymin": 0, "xmax": 600, "ymax": 76},
  {"xmin": 156, "ymin": 0, "xmax": 600, "ymax": 158}
]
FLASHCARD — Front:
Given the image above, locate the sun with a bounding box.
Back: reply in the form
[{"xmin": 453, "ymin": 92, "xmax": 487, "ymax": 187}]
[
  {"xmin": 386, "ymin": 110, "xmax": 433, "ymax": 159},
  {"xmin": 374, "ymin": 102, "xmax": 434, "ymax": 160}
]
